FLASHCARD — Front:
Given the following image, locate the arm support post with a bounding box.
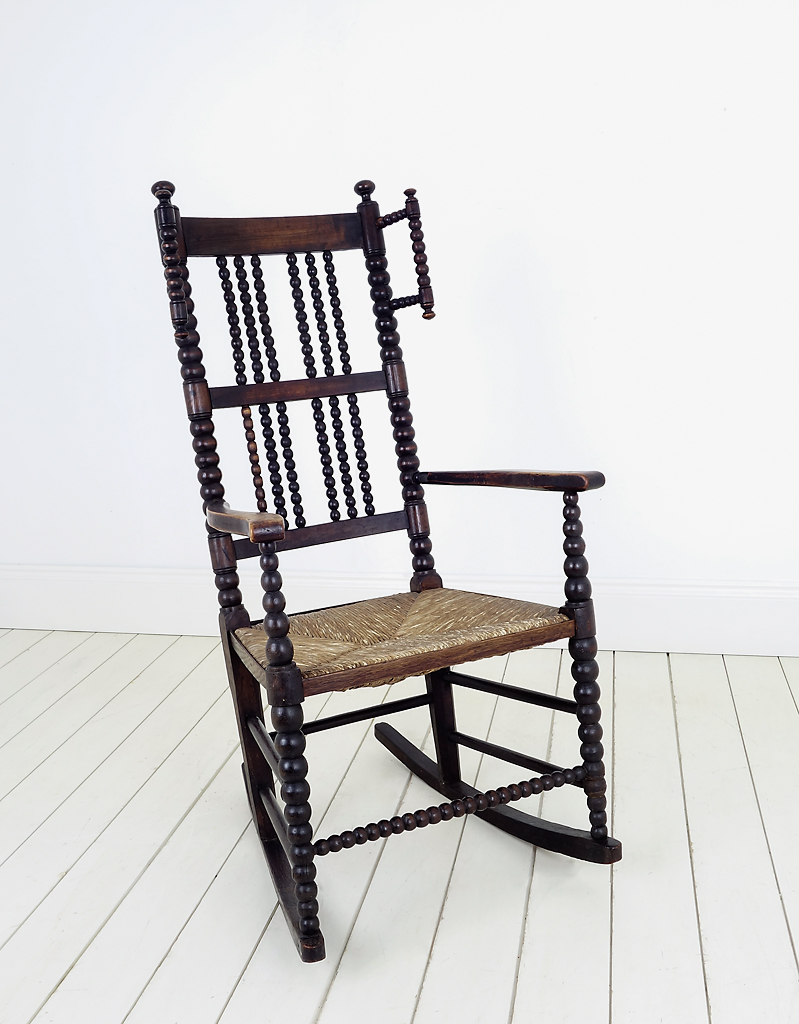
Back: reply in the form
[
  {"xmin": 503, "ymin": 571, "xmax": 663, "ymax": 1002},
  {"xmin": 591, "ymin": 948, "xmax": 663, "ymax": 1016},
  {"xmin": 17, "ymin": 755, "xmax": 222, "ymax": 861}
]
[
  {"xmin": 560, "ymin": 490, "xmax": 609, "ymax": 844},
  {"xmin": 417, "ymin": 470, "xmax": 605, "ymax": 492}
]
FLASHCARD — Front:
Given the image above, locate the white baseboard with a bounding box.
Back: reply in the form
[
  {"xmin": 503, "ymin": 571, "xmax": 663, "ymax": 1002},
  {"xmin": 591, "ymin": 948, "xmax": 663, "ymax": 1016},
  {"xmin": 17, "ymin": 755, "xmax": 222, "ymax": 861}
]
[{"xmin": 0, "ymin": 564, "xmax": 796, "ymax": 657}]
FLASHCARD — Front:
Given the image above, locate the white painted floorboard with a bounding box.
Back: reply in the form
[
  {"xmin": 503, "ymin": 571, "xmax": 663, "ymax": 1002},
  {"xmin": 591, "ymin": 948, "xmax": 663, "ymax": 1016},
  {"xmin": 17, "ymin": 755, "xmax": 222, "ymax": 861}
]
[
  {"xmin": 511, "ymin": 650, "xmax": 614, "ymax": 1024},
  {"xmin": 0, "ymin": 628, "xmax": 796, "ymax": 1023}
]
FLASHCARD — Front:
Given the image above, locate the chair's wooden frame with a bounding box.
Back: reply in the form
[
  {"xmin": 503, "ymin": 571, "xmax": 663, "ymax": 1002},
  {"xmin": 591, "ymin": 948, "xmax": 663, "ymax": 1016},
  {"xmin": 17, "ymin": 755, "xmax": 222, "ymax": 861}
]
[{"xmin": 152, "ymin": 179, "xmax": 621, "ymax": 963}]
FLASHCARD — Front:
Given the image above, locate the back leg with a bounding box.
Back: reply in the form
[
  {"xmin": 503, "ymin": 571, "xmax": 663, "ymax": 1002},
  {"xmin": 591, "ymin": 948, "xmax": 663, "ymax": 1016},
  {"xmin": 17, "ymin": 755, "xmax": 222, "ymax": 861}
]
[{"xmin": 426, "ymin": 668, "xmax": 461, "ymax": 786}]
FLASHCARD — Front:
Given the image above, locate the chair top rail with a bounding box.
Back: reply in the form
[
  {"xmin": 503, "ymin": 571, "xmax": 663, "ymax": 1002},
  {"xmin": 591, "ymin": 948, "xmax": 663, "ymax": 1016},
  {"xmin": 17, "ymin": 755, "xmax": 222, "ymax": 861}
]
[{"xmin": 181, "ymin": 212, "xmax": 363, "ymax": 257}]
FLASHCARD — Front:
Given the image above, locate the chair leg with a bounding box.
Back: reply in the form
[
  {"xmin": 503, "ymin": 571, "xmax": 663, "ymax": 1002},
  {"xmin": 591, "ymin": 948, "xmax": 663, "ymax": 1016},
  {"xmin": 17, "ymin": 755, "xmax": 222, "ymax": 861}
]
[
  {"xmin": 426, "ymin": 669, "xmax": 461, "ymax": 786},
  {"xmin": 375, "ymin": 640, "xmax": 622, "ymax": 865},
  {"xmin": 220, "ymin": 627, "xmax": 325, "ymax": 962},
  {"xmin": 270, "ymin": 699, "xmax": 325, "ymax": 962},
  {"xmin": 220, "ymin": 626, "xmax": 277, "ymax": 847},
  {"xmin": 561, "ymin": 489, "xmax": 610, "ymax": 844},
  {"xmin": 569, "ymin": 633, "xmax": 609, "ymax": 842}
]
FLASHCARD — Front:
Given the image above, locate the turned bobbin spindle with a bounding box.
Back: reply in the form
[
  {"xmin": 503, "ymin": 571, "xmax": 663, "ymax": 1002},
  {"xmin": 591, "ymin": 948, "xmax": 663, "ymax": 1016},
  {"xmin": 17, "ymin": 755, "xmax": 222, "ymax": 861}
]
[
  {"xmin": 304, "ymin": 252, "xmax": 357, "ymax": 520},
  {"xmin": 152, "ymin": 181, "xmax": 247, "ymax": 629},
  {"xmin": 249, "ymin": 256, "xmax": 290, "ymax": 522},
  {"xmin": 314, "ymin": 763, "xmax": 586, "ymax": 856},
  {"xmin": 404, "ymin": 188, "xmax": 435, "ymax": 319},
  {"xmin": 322, "ymin": 250, "xmax": 376, "ymax": 516},
  {"xmin": 260, "ymin": 540, "xmax": 321, "ymax": 941},
  {"xmin": 286, "ymin": 253, "xmax": 340, "ymax": 522},
  {"xmin": 562, "ymin": 491, "xmax": 608, "ymax": 842}
]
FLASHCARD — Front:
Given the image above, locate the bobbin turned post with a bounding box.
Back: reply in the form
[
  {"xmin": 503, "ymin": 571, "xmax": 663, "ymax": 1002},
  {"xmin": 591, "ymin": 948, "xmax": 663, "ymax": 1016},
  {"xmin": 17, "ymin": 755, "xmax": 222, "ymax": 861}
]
[
  {"xmin": 259, "ymin": 540, "xmax": 325, "ymax": 962},
  {"xmin": 152, "ymin": 180, "xmax": 250, "ymax": 633},
  {"xmin": 355, "ymin": 180, "xmax": 442, "ymax": 592},
  {"xmin": 403, "ymin": 188, "xmax": 435, "ymax": 319},
  {"xmin": 561, "ymin": 491, "xmax": 609, "ymax": 843}
]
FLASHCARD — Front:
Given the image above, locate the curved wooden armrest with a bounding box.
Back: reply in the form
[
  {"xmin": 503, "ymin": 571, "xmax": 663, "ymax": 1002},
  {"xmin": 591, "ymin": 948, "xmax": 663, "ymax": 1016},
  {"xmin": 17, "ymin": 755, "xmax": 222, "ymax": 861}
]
[
  {"xmin": 206, "ymin": 502, "xmax": 285, "ymax": 542},
  {"xmin": 416, "ymin": 470, "xmax": 605, "ymax": 492}
]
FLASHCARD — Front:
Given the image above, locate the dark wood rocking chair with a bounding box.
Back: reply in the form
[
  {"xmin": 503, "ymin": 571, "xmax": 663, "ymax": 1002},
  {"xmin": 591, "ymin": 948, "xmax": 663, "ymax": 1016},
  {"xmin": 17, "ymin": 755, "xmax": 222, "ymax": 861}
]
[{"xmin": 151, "ymin": 178, "xmax": 621, "ymax": 963}]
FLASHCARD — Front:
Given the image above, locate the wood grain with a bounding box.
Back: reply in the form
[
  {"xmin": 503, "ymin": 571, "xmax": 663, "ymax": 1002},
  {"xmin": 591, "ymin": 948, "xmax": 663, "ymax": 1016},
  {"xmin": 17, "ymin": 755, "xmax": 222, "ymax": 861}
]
[
  {"xmin": 232, "ymin": 510, "xmax": 408, "ymax": 559},
  {"xmin": 210, "ymin": 372, "xmax": 386, "ymax": 410},
  {"xmin": 205, "ymin": 503, "xmax": 285, "ymax": 543},
  {"xmin": 182, "ymin": 213, "xmax": 363, "ymax": 256},
  {"xmin": 417, "ymin": 470, "xmax": 606, "ymax": 491}
]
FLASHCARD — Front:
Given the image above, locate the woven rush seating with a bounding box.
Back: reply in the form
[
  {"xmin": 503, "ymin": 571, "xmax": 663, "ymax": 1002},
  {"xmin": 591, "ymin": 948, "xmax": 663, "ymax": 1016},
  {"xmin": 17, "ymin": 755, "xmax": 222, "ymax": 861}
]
[{"xmin": 235, "ymin": 589, "xmax": 572, "ymax": 694}]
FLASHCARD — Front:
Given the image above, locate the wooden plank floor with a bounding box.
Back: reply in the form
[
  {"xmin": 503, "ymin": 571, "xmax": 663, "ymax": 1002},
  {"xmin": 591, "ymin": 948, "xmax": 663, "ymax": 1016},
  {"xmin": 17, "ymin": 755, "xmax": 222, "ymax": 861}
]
[{"xmin": 0, "ymin": 629, "xmax": 797, "ymax": 1023}]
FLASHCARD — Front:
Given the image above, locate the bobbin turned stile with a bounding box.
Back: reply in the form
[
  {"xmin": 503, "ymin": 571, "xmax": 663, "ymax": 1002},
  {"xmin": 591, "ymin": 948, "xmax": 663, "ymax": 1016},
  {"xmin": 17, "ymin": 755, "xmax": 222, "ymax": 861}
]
[{"xmin": 151, "ymin": 177, "xmax": 620, "ymax": 963}]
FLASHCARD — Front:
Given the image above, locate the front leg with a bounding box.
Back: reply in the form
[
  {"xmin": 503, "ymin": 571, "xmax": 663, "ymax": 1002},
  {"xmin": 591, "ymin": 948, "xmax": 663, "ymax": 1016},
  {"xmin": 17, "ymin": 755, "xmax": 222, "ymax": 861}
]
[
  {"xmin": 260, "ymin": 540, "xmax": 325, "ymax": 962},
  {"xmin": 561, "ymin": 490, "xmax": 609, "ymax": 843}
]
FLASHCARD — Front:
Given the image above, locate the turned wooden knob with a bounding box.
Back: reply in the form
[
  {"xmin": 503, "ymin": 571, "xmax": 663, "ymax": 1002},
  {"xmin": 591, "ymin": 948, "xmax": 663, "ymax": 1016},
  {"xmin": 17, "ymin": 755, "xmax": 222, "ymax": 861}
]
[{"xmin": 151, "ymin": 180, "xmax": 175, "ymax": 198}]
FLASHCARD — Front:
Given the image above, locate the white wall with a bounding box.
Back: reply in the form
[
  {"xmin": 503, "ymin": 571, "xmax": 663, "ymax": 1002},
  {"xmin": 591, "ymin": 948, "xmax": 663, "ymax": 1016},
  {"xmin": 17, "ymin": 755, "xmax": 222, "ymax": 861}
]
[{"xmin": 1, "ymin": 1, "xmax": 797, "ymax": 654}]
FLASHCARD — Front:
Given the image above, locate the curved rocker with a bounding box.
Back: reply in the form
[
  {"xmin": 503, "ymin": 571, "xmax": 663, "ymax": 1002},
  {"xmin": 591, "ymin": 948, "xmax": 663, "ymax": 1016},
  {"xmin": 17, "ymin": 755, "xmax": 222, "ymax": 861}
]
[
  {"xmin": 258, "ymin": 807, "xmax": 327, "ymax": 962},
  {"xmin": 240, "ymin": 767, "xmax": 326, "ymax": 963},
  {"xmin": 374, "ymin": 722, "xmax": 622, "ymax": 865}
]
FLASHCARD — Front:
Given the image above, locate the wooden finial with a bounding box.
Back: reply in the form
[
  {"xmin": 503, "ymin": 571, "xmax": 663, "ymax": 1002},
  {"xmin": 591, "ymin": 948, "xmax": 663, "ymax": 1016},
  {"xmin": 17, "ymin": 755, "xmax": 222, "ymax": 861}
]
[{"xmin": 151, "ymin": 180, "xmax": 176, "ymax": 202}]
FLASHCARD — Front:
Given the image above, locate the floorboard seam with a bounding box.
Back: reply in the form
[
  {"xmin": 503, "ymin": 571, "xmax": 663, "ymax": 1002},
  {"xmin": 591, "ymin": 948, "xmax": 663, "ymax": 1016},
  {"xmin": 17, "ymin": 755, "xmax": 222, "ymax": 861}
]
[
  {"xmin": 0, "ymin": 632, "xmax": 96, "ymax": 710},
  {"xmin": 0, "ymin": 685, "xmax": 233, "ymax": 952},
  {"xmin": 0, "ymin": 634, "xmax": 139, "ymax": 751},
  {"xmin": 608, "ymin": 651, "xmax": 616, "ymax": 1024},
  {"xmin": 0, "ymin": 631, "xmax": 54, "ymax": 672},
  {"xmin": 213, "ymin": 907, "xmax": 278, "ymax": 1024},
  {"xmin": 119, "ymin": 818, "xmax": 254, "ymax": 1024},
  {"xmin": 408, "ymin": 698, "xmax": 499, "ymax": 1024},
  {"xmin": 0, "ymin": 635, "xmax": 180, "ymax": 797},
  {"xmin": 0, "ymin": 644, "xmax": 221, "ymax": 870},
  {"xmin": 214, "ymin": 688, "xmax": 402, "ymax": 1024},
  {"xmin": 29, "ymin": 745, "xmax": 241, "ymax": 1024},
  {"xmin": 668, "ymin": 653, "xmax": 712, "ymax": 1024},
  {"xmin": 507, "ymin": 649, "xmax": 560, "ymax": 1024},
  {"xmin": 311, "ymin": 732, "xmax": 432, "ymax": 1024},
  {"xmin": 722, "ymin": 655, "xmax": 799, "ymax": 978},
  {"xmin": 778, "ymin": 657, "xmax": 799, "ymax": 716}
]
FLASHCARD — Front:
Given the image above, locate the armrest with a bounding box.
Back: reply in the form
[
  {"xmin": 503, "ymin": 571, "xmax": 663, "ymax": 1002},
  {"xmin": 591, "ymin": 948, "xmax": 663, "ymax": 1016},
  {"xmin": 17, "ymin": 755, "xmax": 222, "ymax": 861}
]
[
  {"xmin": 416, "ymin": 470, "xmax": 605, "ymax": 492},
  {"xmin": 206, "ymin": 502, "xmax": 285, "ymax": 542}
]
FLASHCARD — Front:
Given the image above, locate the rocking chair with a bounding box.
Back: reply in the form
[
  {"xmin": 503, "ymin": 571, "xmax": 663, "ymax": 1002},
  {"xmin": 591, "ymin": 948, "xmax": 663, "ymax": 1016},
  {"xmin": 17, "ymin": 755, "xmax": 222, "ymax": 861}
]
[{"xmin": 151, "ymin": 178, "xmax": 621, "ymax": 963}]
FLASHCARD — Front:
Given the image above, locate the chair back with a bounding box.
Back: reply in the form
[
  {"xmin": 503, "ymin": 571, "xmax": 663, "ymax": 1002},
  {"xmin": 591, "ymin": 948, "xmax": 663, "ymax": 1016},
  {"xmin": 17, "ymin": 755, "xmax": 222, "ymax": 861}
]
[{"xmin": 152, "ymin": 179, "xmax": 442, "ymax": 591}]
